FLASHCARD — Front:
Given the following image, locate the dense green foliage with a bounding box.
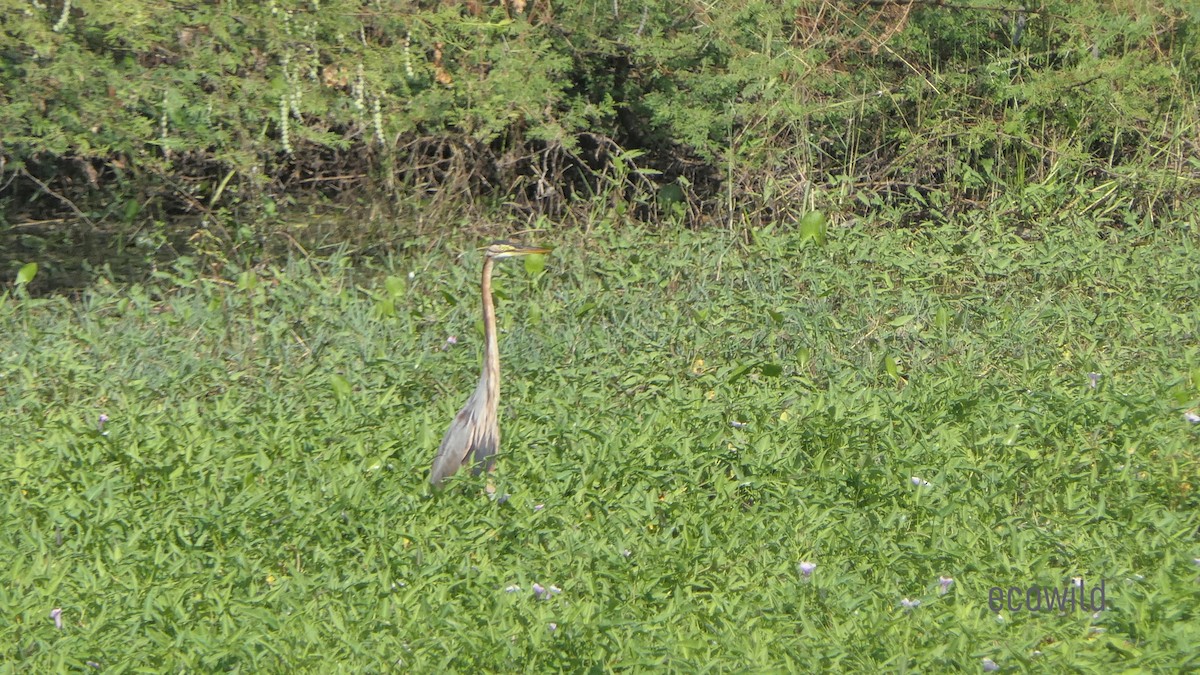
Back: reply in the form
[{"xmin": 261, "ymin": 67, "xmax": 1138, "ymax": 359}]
[
  {"xmin": 2, "ymin": 0, "xmax": 1198, "ymax": 239},
  {"xmin": 3, "ymin": 1, "xmax": 1199, "ymax": 669},
  {"xmin": 3, "ymin": 219, "xmax": 1199, "ymax": 670}
]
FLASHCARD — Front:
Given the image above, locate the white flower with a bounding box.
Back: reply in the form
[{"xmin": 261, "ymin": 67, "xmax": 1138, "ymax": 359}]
[{"xmin": 938, "ymin": 576, "xmax": 953, "ymax": 594}]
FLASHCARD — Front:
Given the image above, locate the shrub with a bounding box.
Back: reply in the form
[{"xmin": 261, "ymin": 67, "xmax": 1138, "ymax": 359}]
[{"xmin": 1, "ymin": 0, "xmax": 1197, "ymax": 241}]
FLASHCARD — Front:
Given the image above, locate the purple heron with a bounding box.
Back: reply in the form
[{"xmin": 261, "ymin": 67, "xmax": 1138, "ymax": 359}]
[{"xmin": 430, "ymin": 241, "xmax": 551, "ymax": 487}]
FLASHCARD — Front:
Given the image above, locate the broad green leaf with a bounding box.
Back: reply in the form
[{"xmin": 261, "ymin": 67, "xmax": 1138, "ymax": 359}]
[
  {"xmin": 376, "ymin": 297, "xmax": 396, "ymax": 318},
  {"xmin": 385, "ymin": 276, "xmax": 406, "ymax": 297},
  {"xmin": 658, "ymin": 183, "xmax": 685, "ymax": 206},
  {"xmin": 759, "ymin": 362, "xmax": 783, "ymax": 377},
  {"xmin": 799, "ymin": 211, "xmax": 828, "ymax": 246},
  {"xmin": 524, "ymin": 253, "xmax": 546, "ymax": 276},
  {"xmin": 796, "ymin": 347, "xmax": 811, "ymax": 368},
  {"xmin": 237, "ymin": 270, "xmax": 258, "ymax": 291},
  {"xmin": 934, "ymin": 306, "xmax": 951, "ymax": 329},
  {"xmin": 884, "ymin": 355, "xmax": 900, "ymax": 380},
  {"xmin": 331, "ymin": 374, "xmax": 352, "ymax": 398},
  {"xmin": 16, "ymin": 262, "xmax": 38, "ymax": 285}
]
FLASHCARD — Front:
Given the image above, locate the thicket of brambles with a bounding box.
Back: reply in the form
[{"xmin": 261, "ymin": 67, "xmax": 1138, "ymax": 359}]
[{"xmin": 2, "ymin": 1, "xmax": 1198, "ymax": 245}]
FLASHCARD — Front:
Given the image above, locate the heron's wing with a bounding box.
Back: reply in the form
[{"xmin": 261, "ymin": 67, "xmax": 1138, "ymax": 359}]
[
  {"xmin": 469, "ymin": 426, "xmax": 499, "ymax": 476},
  {"xmin": 430, "ymin": 403, "xmax": 476, "ymax": 486}
]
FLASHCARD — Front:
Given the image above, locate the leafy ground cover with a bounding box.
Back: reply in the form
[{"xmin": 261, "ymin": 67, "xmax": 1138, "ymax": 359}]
[{"xmin": 2, "ymin": 217, "xmax": 1199, "ymax": 671}]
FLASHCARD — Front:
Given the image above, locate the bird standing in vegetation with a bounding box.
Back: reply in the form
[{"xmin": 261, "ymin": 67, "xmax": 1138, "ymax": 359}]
[{"xmin": 430, "ymin": 241, "xmax": 551, "ymax": 487}]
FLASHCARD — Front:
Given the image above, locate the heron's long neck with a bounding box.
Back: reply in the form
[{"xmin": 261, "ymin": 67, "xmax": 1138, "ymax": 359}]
[{"xmin": 480, "ymin": 256, "xmax": 500, "ymax": 404}]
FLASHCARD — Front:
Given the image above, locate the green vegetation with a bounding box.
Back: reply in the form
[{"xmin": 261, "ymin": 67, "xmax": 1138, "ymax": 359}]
[
  {"xmin": 4, "ymin": 218, "xmax": 1199, "ymax": 670},
  {"xmin": 3, "ymin": 0, "xmax": 1200, "ymax": 670},
  {"xmin": 3, "ymin": 0, "xmax": 1198, "ymax": 250}
]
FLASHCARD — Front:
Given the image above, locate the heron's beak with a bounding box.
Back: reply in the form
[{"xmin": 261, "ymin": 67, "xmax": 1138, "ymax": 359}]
[{"xmin": 484, "ymin": 241, "xmax": 554, "ymax": 259}]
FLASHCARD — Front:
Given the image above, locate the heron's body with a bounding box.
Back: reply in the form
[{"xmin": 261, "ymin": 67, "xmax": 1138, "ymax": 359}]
[{"xmin": 430, "ymin": 242, "xmax": 549, "ymax": 487}]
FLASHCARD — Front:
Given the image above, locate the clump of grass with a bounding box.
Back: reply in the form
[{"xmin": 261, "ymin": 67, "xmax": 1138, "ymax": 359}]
[{"xmin": 2, "ymin": 217, "xmax": 1198, "ymax": 670}]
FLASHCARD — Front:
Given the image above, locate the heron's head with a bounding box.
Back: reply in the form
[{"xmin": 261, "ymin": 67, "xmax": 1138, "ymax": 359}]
[{"xmin": 484, "ymin": 241, "xmax": 552, "ymax": 260}]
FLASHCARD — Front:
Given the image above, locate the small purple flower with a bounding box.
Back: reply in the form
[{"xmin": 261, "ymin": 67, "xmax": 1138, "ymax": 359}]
[
  {"xmin": 97, "ymin": 414, "xmax": 109, "ymax": 435},
  {"xmin": 910, "ymin": 476, "xmax": 930, "ymax": 487},
  {"xmin": 532, "ymin": 583, "xmax": 561, "ymax": 600},
  {"xmin": 730, "ymin": 420, "xmax": 748, "ymax": 429},
  {"xmin": 900, "ymin": 598, "xmax": 920, "ymax": 610},
  {"xmin": 1087, "ymin": 372, "xmax": 1101, "ymax": 389},
  {"xmin": 1072, "ymin": 576, "xmax": 1084, "ymax": 588},
  {"xmin": 982, "ymin": 658, "xmax": 999, "ymax": 672},
  {"xmin": 938, "ymin": 576, "xmax": 954, "ymax": 595},
  {"xmin": 548, "ymin": 622, "xmax": 557, "ymax": 632},
  {"xmin": 50, "ymin": 608, "xmax": 63, "ymax": 630},
  {"xmin": 445, "ymin": 335, "xmax": 458, "ymax": 345},
  {"xmin": 1185, "ymin": 411, "xmax": 1200, "ymax": 424},
  {"xmin": 798, "ymin": 561, "xmax": 817, "ymax": 579},
  {"xmin": 86, "ymin": 662, "xmax": 101, "ymax": 669},
  {"xmin": 621, "ymin": 549, "xmax": 632, "ymax": 558},
  {"xmin": 504, "ymin": 585, "xmax": 521, "ymax": 593},
  {"xmin": 533, "ymin": 504, "xmax": 544, "ymax": 511}
]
